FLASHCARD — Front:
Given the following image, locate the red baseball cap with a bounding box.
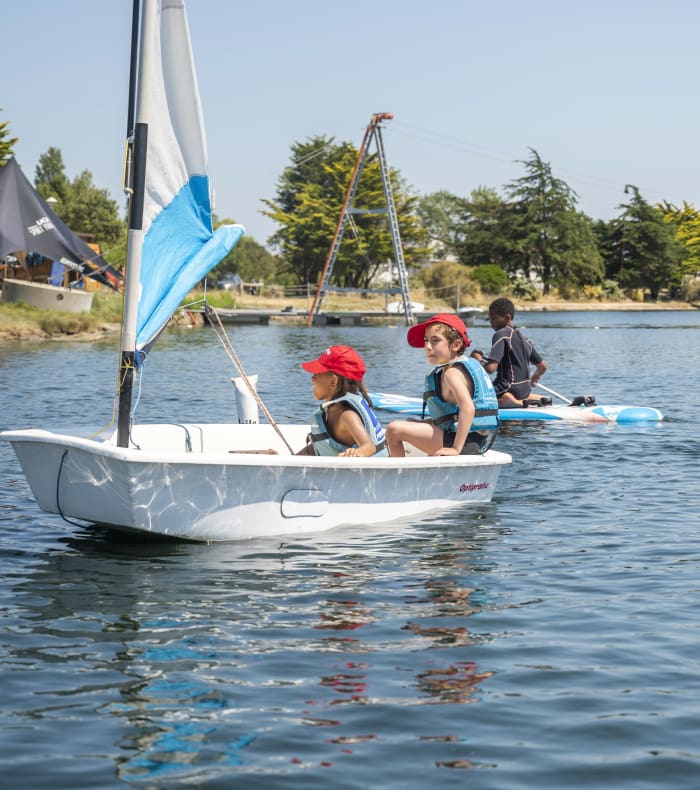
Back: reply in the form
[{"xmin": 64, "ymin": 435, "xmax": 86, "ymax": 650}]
[
  {"xmin": 301, "ymin": 345, "xmax": 366, "ymax": 381},
  {"xmin": 406, "ymin": 313, "xmax": 471, "ymax": 349}
]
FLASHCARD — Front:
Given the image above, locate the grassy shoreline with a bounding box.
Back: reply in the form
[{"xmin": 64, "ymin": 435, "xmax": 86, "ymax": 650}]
[{"xmin": 0, "ymin": 288, "xmax": 695, "ymax": 343}]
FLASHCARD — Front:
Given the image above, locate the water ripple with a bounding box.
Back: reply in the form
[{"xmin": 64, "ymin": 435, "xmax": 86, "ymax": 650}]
[{"xmin": 1, "ymin": 315, "xmax": 700, "ymax": 787}]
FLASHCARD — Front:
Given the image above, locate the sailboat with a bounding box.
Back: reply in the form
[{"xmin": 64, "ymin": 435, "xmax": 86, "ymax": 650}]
[{"xmin": 1, "ymin": 0, "xmax": 511, "ymax": 542}]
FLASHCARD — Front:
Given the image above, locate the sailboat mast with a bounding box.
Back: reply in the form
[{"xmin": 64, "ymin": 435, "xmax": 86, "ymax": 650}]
[
  {"xmin": 126, "ymin": 0, "xmax": 140, "ymax": 138},
  {"xmin": 117, "ymin": 0, "xmax": 153, "ymax": 448}
]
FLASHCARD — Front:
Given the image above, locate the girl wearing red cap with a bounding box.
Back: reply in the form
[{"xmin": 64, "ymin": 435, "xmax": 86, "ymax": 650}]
[
  {"xmin": 386, "ymin": 313, "xmax": 499, "ymax": 457},
  {"xmin": 298, "ymin": 345, "xmax": 388, "ymax": 457}
]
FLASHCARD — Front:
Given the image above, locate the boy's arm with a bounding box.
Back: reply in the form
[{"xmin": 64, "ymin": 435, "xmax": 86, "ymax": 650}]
[
  {"xmin": 470, "ymin": 349, "xmax": 497, "ymax": 374},
  {"xmin": 531, "ymin": 359, "xmax": 547, "ymax": 386},
  {"xmin": 472, "ymin": 331, "xmax": 503, "ymax": 374}
]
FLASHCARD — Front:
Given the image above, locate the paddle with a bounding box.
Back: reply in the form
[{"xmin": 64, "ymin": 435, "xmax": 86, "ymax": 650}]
[
  {"xmin": 535, "ymin": 383, "xmax": 596, "ymax": 407},
  {"xmin": 534, "ymin": 382, "xmax": 571, "ymax": 404}
]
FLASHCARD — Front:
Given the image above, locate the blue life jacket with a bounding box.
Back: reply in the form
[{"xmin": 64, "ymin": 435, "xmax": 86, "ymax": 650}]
[
  {"xmin": 423, "ymin": 357, "xmax": 499, "ymax": 434},
  {"xmin": 309, "ymin": 392, "xmax": 389, "ymax": 457}
]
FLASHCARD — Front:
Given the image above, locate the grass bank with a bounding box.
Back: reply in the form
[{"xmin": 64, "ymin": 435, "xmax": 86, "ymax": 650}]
[
  {"xmin": 0, "ymin": 293, "xmax": 123, "ymax": 341},
  {"xmin": 0, "ymin": 286, "xmax": 695, "ymax": 343}
]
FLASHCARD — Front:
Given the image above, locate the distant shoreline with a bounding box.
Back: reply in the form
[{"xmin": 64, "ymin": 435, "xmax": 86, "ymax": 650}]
[
  {"xmin": 0, "ymin": 300, "xmax": 696, "ymax": 343},
  {"xmin": 517, "ymin": 300, "xmax": 696, "ymax": 312}
]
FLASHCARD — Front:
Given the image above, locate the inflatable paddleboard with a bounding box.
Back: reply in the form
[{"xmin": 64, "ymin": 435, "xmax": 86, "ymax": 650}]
[{"xmin": 370, "ymin": 392, "xmax": 663, "ymax": 424}]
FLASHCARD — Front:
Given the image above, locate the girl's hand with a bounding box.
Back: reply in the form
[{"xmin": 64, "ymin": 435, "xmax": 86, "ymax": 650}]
[{"xmin": 434, "ymin": 447, "xmax": 459, "ymax": 456}]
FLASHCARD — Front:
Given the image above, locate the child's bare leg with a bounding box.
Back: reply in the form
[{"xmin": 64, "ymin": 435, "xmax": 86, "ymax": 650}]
[
  {"xmin": 497, "ymin": 392, "xmax": 522, "ymax": 409},
  {"xmin": 386, "ymin": 420, "xmax": 410, "ymax": 457},
  {"xmin": 387, "ymin": 420, "xmax": 443, "ymax": 456}
]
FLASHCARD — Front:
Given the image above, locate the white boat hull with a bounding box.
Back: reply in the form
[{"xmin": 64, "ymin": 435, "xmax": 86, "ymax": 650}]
[{"xmin": 2, "ymin": 423, "xmax": 511, "ymax": 542}]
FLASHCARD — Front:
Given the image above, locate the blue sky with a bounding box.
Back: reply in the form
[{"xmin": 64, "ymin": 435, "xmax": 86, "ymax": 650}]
[{"xmin": 4, "ymin": 0, "xmax": 700, "ymax": 248}]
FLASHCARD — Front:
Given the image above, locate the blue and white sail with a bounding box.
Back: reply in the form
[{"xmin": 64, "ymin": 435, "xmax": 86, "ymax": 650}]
[{"xmin": 126, "ymin": 0, "xmax": 243, "ymax": 357}]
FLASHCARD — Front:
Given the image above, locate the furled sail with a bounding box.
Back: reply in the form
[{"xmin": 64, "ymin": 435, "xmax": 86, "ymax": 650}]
[{"xmin": 134, "ymin": 0, "xmax": 243, "ymax": 353}]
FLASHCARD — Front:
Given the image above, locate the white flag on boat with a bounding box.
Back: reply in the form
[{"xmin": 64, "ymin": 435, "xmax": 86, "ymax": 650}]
[{"xmin": 135, "ymin": 0, "xmax": 244, "ymax": 353}]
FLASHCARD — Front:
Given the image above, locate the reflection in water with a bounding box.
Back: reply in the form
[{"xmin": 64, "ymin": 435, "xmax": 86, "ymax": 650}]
[
  {"xmin": 283, "ymin": 531, "xmax": 500, "ymax": 774},
  {"xmin": 403, "ymin": 621, "xmax": 473, "ymax": 646},
  {"xmin": 3, "ymin": 315, "xmax": 699, "ymax": 786},
  {"xmin": 315, "ymin": 600, "xmax": 375, "ymax": 631},
  {"xmin": 2, "ymin": 513, "xmax": 504, "ymax": 781},
  {"xmin": 113, "ymin": 675, "xmax": 256, "ymax": 781},
  {"xmin": 416, "ymin": 662, "xmax": 494, "ymax": 705},
  {"xmin": 6, "ymin": 534, "xmax": 262, "ymax": 782}
]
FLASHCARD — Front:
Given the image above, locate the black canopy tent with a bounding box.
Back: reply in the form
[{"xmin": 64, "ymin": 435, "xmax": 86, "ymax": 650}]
[{"xmin": 0, "ymin": 157, "xmax": 123, "ymax": 290}]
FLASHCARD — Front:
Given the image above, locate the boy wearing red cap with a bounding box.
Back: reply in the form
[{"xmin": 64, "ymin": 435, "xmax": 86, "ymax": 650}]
[
  {"xmin": 299, "ymin": 345, "xmax": 388, "ymax": 457},
  {"xmin": 386, "ymin": 313, "xmax": 499, "ymax": 457}
]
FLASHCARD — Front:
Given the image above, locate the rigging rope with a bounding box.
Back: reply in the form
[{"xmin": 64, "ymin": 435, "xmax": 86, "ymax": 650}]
[{"xmin": 204, "ymin": 303, "xmax": 294, "ymax": 454}]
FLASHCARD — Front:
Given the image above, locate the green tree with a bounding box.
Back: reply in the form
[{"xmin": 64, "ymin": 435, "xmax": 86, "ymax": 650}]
[
  {"xmin": 451, "ymin": 186, "xmax": 511, "ymax": 269},
  {"xmin": 262, "ymin": 137, "xmax": 350, "ymax": 285},
  {"xmin": 419, "ymin": 260, "xmax": 480, "ymax": 309},
  {"xmin": 63, "ymin": 170, "xmax": 125, "ymax": 245},
  {"xmin": 592, "ymin": 218, "xmax": 619, "ymax": 281},
  {"xmin": 609, "ymin": 186, "xmax": 683, "ymax": 299},
  {"xmin": 548, "ymin": 211, "xmax": 605, "ymax": 296},
  {"xmin": 503, "ymin": 149, "xmax": 603, "ymax": 294},
  {"xmin": 659, "ymin": 201, "xmax": 700, "ymax": 281},
  {"xmin": 416, "ymin": 190, "xmax": 462, "ymax": 258},
  {"xmin": 212, "ymin": 223, "xmax": 281, "ymax": 284},
  {"xmin": 0, "ymin": 113, "xmax": 18, "ymax": 164},
  {"xmin": 470, "ymin": 264, "xmax": 510, "ymax": 294},
  {"xmin": 271, "ymin": 135, "xmax": 340, "ymax": 214},
  {"xmin": 34, "ymin": 146, "xmax": 70, "ymax": 202},
  {"xmin": 34, "ymin": 148, "xmax": 125, "ymax": 246},
  {"xmin": 262, "ymin": 136, "xmax": 428, "ymax": 288}
]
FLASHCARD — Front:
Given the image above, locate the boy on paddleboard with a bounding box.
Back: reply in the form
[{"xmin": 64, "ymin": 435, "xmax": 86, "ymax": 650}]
[
  {"xmin": 386, "ymin": 313, "xmax": 498, "ymax": 457},
  {"xmin": 471, "ymin": 297, "xmax": 549, "ymax": 408}
]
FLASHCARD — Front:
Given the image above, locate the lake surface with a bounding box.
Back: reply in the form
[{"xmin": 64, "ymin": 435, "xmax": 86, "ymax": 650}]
[{"xmin": 1, "ymin": 311, "xmax": 699, "ymax": 789}]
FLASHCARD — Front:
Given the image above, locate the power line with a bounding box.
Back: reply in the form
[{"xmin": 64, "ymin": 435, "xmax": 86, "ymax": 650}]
[{"xmin": 388, "ymin": 120, "xmax": 689, "ymax": 208}]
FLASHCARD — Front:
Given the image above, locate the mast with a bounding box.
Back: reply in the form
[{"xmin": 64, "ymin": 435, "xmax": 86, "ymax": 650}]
[{"xmin": 117, "ymin": 0, "xmax": 152, "ymax": 448}]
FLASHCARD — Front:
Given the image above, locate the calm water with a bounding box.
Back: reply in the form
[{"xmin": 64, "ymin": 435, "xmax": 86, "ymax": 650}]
[{"xmin": 1, "ymin": 311, "xmax": 699, "ymax": 789}]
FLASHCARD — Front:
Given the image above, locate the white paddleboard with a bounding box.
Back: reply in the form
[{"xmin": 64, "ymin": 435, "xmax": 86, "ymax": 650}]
[{"xmin": 370, "ymin": 392, "xmax": 663, "ymax": 424}]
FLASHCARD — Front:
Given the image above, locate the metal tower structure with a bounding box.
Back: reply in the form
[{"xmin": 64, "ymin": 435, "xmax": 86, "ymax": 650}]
[{"xmin": 306, "ymin": 112, "xmax": 414, "ymax": 327}]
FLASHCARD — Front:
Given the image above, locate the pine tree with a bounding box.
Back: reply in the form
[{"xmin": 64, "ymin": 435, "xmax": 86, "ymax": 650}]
[
  {"xmin": 503, "ymin": 148, "xmax": 603, "ymax": 294},
  {"xmin": 0, "ymin": 114, "xmax": 19, "ymax": 165}
]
